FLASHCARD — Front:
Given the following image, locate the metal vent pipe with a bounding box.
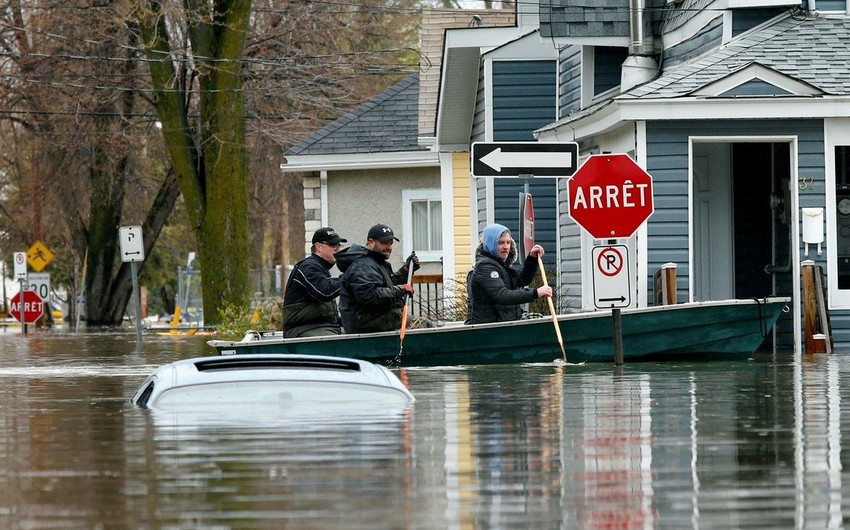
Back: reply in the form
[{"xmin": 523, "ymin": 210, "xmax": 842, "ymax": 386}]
[{"xmin": 621, "ymin": 0, "xmax": 658, "ymax": 91}]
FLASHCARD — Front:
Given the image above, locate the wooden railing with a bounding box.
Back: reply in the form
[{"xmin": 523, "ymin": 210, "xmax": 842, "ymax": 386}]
[{"xmin": 410, "ymin": 274, "xmax": 444, "ymax": 319}]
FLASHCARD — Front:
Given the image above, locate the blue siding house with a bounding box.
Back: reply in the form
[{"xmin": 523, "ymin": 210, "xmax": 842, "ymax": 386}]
[{"xmin": 434, "ymin": 0, "xmax": 850, "ymax": 353}]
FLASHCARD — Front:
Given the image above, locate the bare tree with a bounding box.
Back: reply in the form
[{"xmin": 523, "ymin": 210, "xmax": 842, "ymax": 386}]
[
  {"xmin": 0, "ymin": 0, "xmax": 421, "ymax": 326},
  {"xmin": 0, "ymin": 1, "xmax": 181, "ymax": 325}
]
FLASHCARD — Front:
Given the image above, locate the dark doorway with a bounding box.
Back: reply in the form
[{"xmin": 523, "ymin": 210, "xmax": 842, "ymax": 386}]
[{"xmin": 732, "ymin": 142, "xmax": 790, "ymax": 298}]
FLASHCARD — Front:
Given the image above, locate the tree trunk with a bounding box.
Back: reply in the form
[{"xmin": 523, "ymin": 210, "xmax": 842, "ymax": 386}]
[{"xmin": 138, "ymin": 0, "xmax": 252, "ymax": 324}]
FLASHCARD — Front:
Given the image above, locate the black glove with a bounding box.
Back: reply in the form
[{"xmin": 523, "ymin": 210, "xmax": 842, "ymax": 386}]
[{"xmin": 406, "ymin": 252, "xmax": 421, "ymax": 272}]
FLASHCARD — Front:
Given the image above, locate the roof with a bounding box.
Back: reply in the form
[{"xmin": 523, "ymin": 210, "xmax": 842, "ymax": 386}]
[
  {"xmin": 622, "ymin": 14, "xmax": 850, "ymax": 100},
  {"xmin": 285, "ymin": 73, "xmax": 424, "ymax": 157},
  {"xmin": 418, "ymin": 9, "xmax": 516, "ymax": 139},
  {"xmin": 540, "ymin": 13, "xmax": 850, "ymax": 133}
]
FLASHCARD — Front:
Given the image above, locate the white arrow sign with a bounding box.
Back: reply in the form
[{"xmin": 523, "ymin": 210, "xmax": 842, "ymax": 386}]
[
  {"xmin": 480, "ymin": 148, "xmax": 574, "ymax": 173},
  {"xmin": 471, "ymin": 142, "xmax": 578, "ymax": 177}
]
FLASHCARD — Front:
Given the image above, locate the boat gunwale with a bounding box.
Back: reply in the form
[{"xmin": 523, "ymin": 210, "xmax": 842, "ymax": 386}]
[{"xmin": 207, "ymin": 296, "xmax": 791, "ymax": 348}]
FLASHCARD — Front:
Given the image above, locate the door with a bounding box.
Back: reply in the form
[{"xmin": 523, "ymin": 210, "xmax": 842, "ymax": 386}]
[
  {"xmin": 692, "ymin": 141, "xmax": 789, "ymax": 302},
  {"xmin": 693, "ymin": 143, "xmax": 734, "ymax": 300}
]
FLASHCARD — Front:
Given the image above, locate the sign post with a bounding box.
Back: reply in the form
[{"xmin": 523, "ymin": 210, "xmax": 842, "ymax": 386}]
[
  {"xmin": 119, "ymin": 226, "xmax": 145, "ymax": 343},
  {"xmin": 13, "ymin": 252, "xmax": 27, "ymax": 334}
]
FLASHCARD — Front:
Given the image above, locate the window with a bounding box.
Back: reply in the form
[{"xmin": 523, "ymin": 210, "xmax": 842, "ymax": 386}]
[
  {"xmin": 835, "ymin": 146, "xmax": 850, "ymax": 289},
  {"xmin": 402, "ymin": 189, "xmax": 442, "ymax": 262},
  {"xmin": 826, "ymin": 118, "xmax": 850, "ymax": 307}
]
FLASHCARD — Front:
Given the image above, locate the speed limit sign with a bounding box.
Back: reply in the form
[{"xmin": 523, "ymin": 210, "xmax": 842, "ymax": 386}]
[{"xmin": 28, "ymin": 272, "xmax": 51, "ymax": 301}]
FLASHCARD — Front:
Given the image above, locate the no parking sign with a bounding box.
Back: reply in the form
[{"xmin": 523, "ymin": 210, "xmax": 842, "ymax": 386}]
[{"xmin": 592, "ymin": 245, "xmax": 631, "ymax": 309}]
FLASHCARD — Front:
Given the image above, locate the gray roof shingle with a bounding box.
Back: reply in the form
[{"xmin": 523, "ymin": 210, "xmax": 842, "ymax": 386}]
[
  {"xmin": 286, "ymin": 73, "xmax": 423, "ymax": 156},
  {"xmin": 543, "ymin": 14, "xmax": 850, "ymax": 129},
  {"xmin": 623, "ymin": 14, "xmax": 850, "ymax": 100}
]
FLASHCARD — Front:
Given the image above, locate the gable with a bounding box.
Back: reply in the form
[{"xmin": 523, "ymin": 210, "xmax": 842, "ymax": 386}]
[{"xmin": 690, "ymin": 62, "xmax": 824, "ymax": 98}]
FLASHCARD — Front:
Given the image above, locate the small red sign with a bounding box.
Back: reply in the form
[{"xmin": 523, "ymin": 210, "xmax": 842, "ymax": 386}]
[
  {"xmin": 10, "ymin": 290, "xmax": 44, "ymax": 324},
  {"xmin": 567, "ymin": 154, "xmax": 654, "ymax": 239},
  {"xmin": 522, "ymin": 193, "xmax": 535, "ymax": 257}
]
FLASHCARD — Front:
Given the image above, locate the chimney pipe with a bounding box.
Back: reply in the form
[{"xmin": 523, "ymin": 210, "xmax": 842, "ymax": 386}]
[{"xmin": 621, "ymin": 0, "xmax": 658, "ymax": 91}]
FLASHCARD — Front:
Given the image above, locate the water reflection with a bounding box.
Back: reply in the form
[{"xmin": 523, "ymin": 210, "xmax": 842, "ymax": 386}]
[{"xmin": 0, "ymin": 333, "xmax": 847, "ymax": 528}]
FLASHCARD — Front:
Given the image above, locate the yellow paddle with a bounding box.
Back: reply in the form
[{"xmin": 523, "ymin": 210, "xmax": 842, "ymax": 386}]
[
  {"xmin": 538, "ymin": 255, "xmax": 567, "ymax": 362},
  {"xmin": 398, "ymin": 252, "xmax": 416, "ymax": 358}
]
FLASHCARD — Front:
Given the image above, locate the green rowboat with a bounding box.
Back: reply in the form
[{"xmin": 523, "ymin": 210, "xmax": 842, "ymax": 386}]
[{"xmin": 208, "ymin": 297, "xmax": 791, "ymax": 367}]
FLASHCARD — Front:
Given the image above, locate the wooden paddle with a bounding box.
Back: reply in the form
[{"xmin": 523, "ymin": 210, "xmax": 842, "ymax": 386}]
[
  {"xmin": 398, "ymin": 252, "xmax": 416, "ymax": 357},
  {"xmin": 538, "ymin": 255, "xmax": 567, "ymax": 362}
]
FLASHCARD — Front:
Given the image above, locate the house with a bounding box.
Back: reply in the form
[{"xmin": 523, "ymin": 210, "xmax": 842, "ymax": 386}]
[
  {"xmin": 282, "ymin": 9, "xmax": 515, "ymax": 282},
  {"xmin": 281, "ymin": 73, "xmax": 441, "ymax": 273},
  {"xmin": 432, "ymin": 1, "xmax": 850, "ymax": 352}
]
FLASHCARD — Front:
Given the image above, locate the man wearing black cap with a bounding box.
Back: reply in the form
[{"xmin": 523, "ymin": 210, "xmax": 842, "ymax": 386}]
[
  {"xmin": 282, "ymin": 227, "xmax": 348, "ymax": 337},
  {"xmin": 336, "ymin": 223, "xmax": 419, "ymax": 333}
]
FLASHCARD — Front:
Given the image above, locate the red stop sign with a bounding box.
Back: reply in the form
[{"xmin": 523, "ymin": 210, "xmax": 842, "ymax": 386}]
[
  {"xmin": 10, "ymin": 290, "xmax": 44, "ymax": 324},
  {"xmin": 567, "ymin": 154, "xmax": 654, "ymax": 238}
]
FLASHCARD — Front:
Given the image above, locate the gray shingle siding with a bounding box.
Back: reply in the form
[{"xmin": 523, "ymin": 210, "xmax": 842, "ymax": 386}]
[
  {"xmin": 559, "ymin": 45, "xmax": 582, "ymax": 119},
  {"xmin": 491, "ymin": 60, "xmax": 559, "ymax": 261},
  {"xmin": 662, "ymin": 15, "xmax": 724, "ymax": 69},
  {"xmin": 558, "ymin": 182, "xmax": 583, "ymax": 312},
  {"xmin": 663, "ymin": 0, "xmax": 716, "ymax": 31},
  {"xmin": 540, "ymin": 0, "xmax": 630, "ymax": 39},
  {"xmin": 472, "ymin": 65, "xmax": 487, "ymax": 143},
  {"xmin": 286, "ymin": 73, "xmax": 422, "ymax": 156},
  {"xmin": 473, "ymin": 65, "xmax": 487, "ymax": 237}
]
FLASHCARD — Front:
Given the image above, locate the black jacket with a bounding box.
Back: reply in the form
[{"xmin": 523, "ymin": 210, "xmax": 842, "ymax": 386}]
[
  {"xmin": 336, "ymin": 245, "xmax": 408, "ymax": 333},
  {"xmin": 465, "ymin": 239, "xmax": 539, "ymax": 324},
  {"xmin": 282, "ymin": 253, "xmax": 341, "ymax": 337}
]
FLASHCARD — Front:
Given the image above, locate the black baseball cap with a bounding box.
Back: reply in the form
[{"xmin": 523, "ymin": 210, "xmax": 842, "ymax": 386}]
[
  {"xmin": 312, "ymin": 227, "xmax": 347, "ymax": 245},
  {"xmin": 367, "ymin": 223, "xmax": 399, "ymax": 242}
]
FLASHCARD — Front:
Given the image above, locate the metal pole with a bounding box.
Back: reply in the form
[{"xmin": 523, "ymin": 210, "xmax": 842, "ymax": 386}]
[
  {"xmin": 1, "ymin": 261, "xmax": 6, "ymax": 315},
  {"xmin": 19, "ymin": 278, "xmax": 26, "ymax": 335},
  {"xmin": 131, "ymin": 261, "xmax": 143, "ymax": 343}
]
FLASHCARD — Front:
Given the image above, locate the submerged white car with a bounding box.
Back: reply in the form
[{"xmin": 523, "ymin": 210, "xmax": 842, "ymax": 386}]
[{"xmin": 131, "ymin": 354, "xmax": 414, "ymax": 413}]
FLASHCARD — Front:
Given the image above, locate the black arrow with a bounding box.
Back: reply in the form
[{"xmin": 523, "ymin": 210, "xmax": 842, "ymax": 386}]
[
  {"xmin": 599, "ymin": 296, "xmax": 626, "ymax": 303},
  {"xmin": 124, "ymin": 251, "xmax": 141, "ymax": 256}
]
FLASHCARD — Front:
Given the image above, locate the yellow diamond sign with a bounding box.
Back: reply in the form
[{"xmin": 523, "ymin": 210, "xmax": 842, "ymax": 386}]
[{"xmin": 27, "ymin": 240, "xmax": 54, "ymax": 272}]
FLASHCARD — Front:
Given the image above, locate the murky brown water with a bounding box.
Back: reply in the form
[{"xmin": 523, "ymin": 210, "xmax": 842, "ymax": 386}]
[{"xmin": 0, "ymin": 328, "xmax": 846, "ymax": 529}]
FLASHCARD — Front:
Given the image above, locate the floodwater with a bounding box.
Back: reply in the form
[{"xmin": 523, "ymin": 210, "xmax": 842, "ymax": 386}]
[{"xmin": 0, "ymin": 330, "xmax": 847, "ymax": 529}]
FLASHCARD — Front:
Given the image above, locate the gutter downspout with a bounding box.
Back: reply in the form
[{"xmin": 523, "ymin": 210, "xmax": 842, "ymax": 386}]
[{"xmin": 621, "ymin": 0, "xmax": 658, "ymax": 92}]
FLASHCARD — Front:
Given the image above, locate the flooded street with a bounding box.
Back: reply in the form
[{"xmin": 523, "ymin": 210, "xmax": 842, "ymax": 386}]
[{"xmin": 0, "ymin": 330, "xmax": 846, "ymax": 529}]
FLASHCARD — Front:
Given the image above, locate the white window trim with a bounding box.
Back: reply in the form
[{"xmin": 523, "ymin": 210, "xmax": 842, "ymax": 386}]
[
  {"xmin": 825, "ymin": 119, "xmax": 850, "ymax": 307},
  {"xmin": 402, "ymin": 189, "xmax": 442, "ymax": 262}
]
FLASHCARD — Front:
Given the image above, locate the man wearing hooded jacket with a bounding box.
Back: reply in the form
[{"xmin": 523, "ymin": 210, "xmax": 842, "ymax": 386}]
[
  {"xmin": 465, "ymin": 223, "xmax": 552, "ymax": 324},
  {"xmin": 337, "ymin": 223, "xmax": 418, "ymax": 333}
]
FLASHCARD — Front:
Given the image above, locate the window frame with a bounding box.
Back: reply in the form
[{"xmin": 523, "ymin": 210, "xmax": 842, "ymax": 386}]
[
  {"xmin": 401, "ymin": 189, "xmax": 442, "ymax": 263},
  {"xmin": 826, "ymin": 119, "xmax": 850, "ymax": 307}
]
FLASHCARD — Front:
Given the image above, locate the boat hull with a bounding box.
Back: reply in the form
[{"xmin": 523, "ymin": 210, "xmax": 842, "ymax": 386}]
[{"xmin": 208, "ymin": 297, "xmax": 790, "ymax": 367}]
